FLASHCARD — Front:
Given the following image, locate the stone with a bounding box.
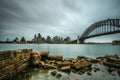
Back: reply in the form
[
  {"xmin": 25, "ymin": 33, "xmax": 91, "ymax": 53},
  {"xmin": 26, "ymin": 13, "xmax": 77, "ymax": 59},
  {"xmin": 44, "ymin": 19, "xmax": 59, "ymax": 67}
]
[
  {"xmin": 117, "ymin": 69, "xmax": 120, "ymax": 76},
  {"xmin": 39, "ymin": 51, "xmax": 49, "ymax": 56},
  {"xmin": 47, "ymin": 60, "xmax": 55, "ymax": 64},
  {"xmin": 57, "ymin": 61, "xmax": 72, "ymax": 68},
  {"xmin": 44, "ymin": 64, "xmax": 57, "ymax": 69},
  {"xmin": 51, "ymin": 71, "xmax": 57, "ymax": 76},
  {"xmin": 60, "ymin": 66, "xmax": 71, "ymax": 72},
  {"xmin": 30, "ymin": 52, "xmax": 41, "ymax": 66},
  {"xmin": 39, "ymin": 51, "xmax": 49, "ymax": 61},
  {"xmin": 105, "ymin": 55, "xmax": 119, "ymax": 59},
  {"xmin": 90, "ymin": 59, "xmax": 99, "ymax": 63},
  {"xmin": 48, "ymin": 55, "xmax": 63, "ymax": 61},
  {"xmin": 16, "ymin": 62, "xmax": 29, "ymax": 72},
  {"xmin": 79, "ymin": 70, "xmax": 86, "ymax": 74},
  {"xmin": 87, "ymin": 71, "xmax": 91, "ymax": 75},
  {"xmin": 78, "ymin": 71, "xmax": 83, "ymax": 75},
  {"xmin": 77, "ymin": 56, "xmax": 86, "ymax": 60},
  {"xmin": 0, "ymin": 64, "xmax": 15, "ymax": 76},
  {"xmin": 64, "ymin": 58, "xmax": 74, "ymax": 62},
  {"xmin": 108, "ymin": 68, "xmax": 116, "ymax": 73},
  {"xmin": 83, "ymin": 67, "xmax": 90, "ymax": 71},
  {"xmin": 103, "ymin": 61, "xmax": 120, "ymax": 68},
  {"xmin": 56, "ymin": 73, "xmax": 62, "ymax": 78},
  {"xmin": 39, "ymin": 61, "xmax": 45, "ymax": 67},
  {"xmin": 94, "ymin": 69, "xmax": 97, "ymax": 72},
  {"xmin": 72, "ymin": 59, "xmax": 77, "ymax": 63},
  {"xmin": 106, "ymin": 57, "xmax": 120, "ymax": 64},
  {"xmin": 73, "ymin": 60, "xmax": 91, "ymax": 69}
]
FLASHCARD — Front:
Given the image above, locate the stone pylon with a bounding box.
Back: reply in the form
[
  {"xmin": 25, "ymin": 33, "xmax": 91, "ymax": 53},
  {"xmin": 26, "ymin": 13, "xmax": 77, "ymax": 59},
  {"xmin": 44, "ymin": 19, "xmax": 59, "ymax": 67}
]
[{"xmin": 77, "ymin": 36, "xmax": 80, "ymax": 44}]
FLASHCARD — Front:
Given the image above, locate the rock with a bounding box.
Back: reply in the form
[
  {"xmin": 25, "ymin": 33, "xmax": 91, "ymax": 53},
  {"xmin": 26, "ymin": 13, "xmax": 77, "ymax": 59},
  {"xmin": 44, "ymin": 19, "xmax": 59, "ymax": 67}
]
[
  {"xmin": 57, "ymin": 61, "xmax": 72, "ymax": 68},
  {"xmin": 39, "ymin": 51, "xmax": 49, "ymax": 61},
  {"xmin": 105, "ymin": 55, "xmax": 119, "ymax": 59},
  {"xmin": 48, "ymin": 55, "xmax": 63, "ymax": 61},
  {"xmin": 44, "ymin": 64, "xmax": 57, "ymax": 69},
  {"xmin": 117, "ymin": 70, "xmax": 120, "ymax": 76},
  {"xmin": 90, "ymin": 59, "xmax": 99, "ymax": 63},
  {"xmin": 60, "ymin": 66, "xmax": 71, "ymax": 72},
  {"xmin": 78, "ymin": 71, "xmax": 83, "ymax": 75},
  {"xmin": 56, "ymin": 73, "xmax": 62, "ymax": 78},
  {"xmin": 30, "ymin": 52, "xmax": 41, "ymax": 66},
  {"xmin": 83, "ymin": 67, "xmax": 91, "ymax": 71},
  {"xmin": 46, "ymin": 60, "xmax": 56, "ymax": 65},
  {"xmin": 73, "ymin": 60, "xmax": 91, "ymax": 69},
  {"xmin": 72, "ymin": 59, "xmax": 78, "ymax": 63},
  {"xmin": 87, "ymin": 71, "xmax": 91, "ymax": 75},
  {"xmin": 108, "ymin": 68, "xmax": 116, "ymax": 73},
  {"xmin": 93, "ymin": 67, "xmax": 100, "ymax": 72},
  {"xmin": 103, "ymin": 61, "xmax": 120, "ymax": 68},
  {"xmin": 64, "ymin": 58, "xmax": 74, "ymax": 62},
  {"xmin": 106, "ymin": 57, "xmax": 120, "ymax": 64},
  {"xmin": 51, "ymin": 71, "xmax": 57, "ymax": 76},
  {"xmin": 96, "ymin": 68, "xmax": 100, "ymax": 71},
  {"xmin": 94, "ymin": 69, "xmax": 97, "ymax": 72},
  {"xmin": 39, "ymin": 61, "xmax": 45, "ymax": 67},
  {"xmin": 79, "ymin": 70, "xmax": 86, "ymax": 74},
  {"xmin": 77, "ymin": 56, "xmax": 86, "ymax": 60}
]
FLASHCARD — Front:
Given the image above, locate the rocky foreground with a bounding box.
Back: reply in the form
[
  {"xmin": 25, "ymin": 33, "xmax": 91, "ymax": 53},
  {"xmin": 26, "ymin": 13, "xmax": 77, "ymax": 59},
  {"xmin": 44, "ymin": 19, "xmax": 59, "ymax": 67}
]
[
  {"xmin": 0, "ymin": 49, "xmax": 120, "ymax": 80},
  {"xmin": 30, "ymin": 51, "xmax": 120, "ymax": 77}
]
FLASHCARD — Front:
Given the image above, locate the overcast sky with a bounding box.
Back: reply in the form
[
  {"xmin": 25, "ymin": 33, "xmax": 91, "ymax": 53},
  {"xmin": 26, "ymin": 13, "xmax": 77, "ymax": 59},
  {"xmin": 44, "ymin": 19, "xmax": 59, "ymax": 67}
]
[{"xmin": 0, "ymin": 0, "xmax": 120, "ymax": 42}]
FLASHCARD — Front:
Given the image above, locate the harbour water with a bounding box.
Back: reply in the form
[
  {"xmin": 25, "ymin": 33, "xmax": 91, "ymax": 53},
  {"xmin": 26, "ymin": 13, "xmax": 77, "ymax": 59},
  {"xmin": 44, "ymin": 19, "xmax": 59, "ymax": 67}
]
[
  {"xmin": 0, "ymin": 44, "xmax": 120, "ymax": 80},
  {"xmin": 0, "ymin": 44, "xmax": 120, "ymax": 58}
]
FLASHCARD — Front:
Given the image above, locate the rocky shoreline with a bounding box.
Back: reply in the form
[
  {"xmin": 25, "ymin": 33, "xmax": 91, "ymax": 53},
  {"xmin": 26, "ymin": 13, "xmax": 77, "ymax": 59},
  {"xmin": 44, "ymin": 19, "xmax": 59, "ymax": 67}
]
[
  {"xmin": 0, "ymin": 49, "xmax": 120, "ymax": 80},
  {"xmin": 30, "ymin": 51, "xmax": 120, "ymax": 78}
]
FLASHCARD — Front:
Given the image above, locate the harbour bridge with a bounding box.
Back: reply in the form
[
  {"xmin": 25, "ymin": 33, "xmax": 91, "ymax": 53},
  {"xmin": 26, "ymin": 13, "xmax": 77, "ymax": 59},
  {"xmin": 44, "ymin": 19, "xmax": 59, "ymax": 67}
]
[{"xmin": 73, "ymin": 19, "xmax": 120, "ymax": 44}]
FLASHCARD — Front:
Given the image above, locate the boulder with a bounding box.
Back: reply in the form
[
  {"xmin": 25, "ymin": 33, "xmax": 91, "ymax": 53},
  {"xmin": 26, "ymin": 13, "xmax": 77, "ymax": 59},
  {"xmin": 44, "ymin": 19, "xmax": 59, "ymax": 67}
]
[
  {"xmin": 50, "ymin": 71, "xmax": 57, "ymax": 76},
  {"xmin": 48, "ymin": 55, "xmax": 63, "ymax": 61},
  {"xmin": 30, "ymin": 52, "xmax": 41, "ymax": 66},
  {"xmin": 103, "ymin": 61, "xmax": 120, "ymax": 68},
  {"xmin": 39, "ymin": 51, "xmax": 49, "ymax": 61},
  {"xmin": 64, "ymin": 58, "xmax": 74, "ymax": 62},
  {"xmin": 106, "ymin": 58, "xmax": 120, "ymax": 64},
  {"xmin": 47, "ymin": 60, "xmax": 55, "ymax": 64},
  {"xmin": 103, "ymin": 56, "xmax": 120, "ymax": 68},
  {"xmin": 73, "ymin": 60, "xmax": 91, "ymax": 69},
  {"xmin": 44, "ymin": 64, "xmax": 57, "ymax": 69},
  {"xmin": 90, "ymin": 59, "xmax": 99, "ymax": 63},
  {"xmin": 108, "ymin": 68, "xmax": 116, "ymax": 73},
  {"xmin": 117, "ymin": 69, "xmax": 120, "ymax": 76},
  {"xmin": 77, "ymin": 56, "xmax": 86, "ymax": 60},
  {"xmin": 87, "ymin": 71, "xmax": 91, "ymax": 75},
  {"xmin": 60, "ymin": 66, "xmax": 71, "ymax": 72},
  {"xmin": 57, "ymin": 61, "xmax": 72, "ymax": 68},
  {"xmin": 105, "ymin": 55, "xmax": 119, "ymax": 59},
  {"xmin": 72, "ymin": 59, "xmax": 78, "ymax": 63},
  {"xmin": 56, "ymin": 73, "xmax": 62, "ymax": 78}
]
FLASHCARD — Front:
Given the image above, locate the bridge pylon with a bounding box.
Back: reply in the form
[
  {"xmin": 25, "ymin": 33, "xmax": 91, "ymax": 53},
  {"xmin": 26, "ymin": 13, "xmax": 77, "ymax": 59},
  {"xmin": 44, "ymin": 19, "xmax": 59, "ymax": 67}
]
[
  {"xmin": 77, "ymin": 36, "xmax": 84, "ymax": 44},
  {"xmin": 79, "ymin": 39, "xmax": 84, "ymax": 44}
]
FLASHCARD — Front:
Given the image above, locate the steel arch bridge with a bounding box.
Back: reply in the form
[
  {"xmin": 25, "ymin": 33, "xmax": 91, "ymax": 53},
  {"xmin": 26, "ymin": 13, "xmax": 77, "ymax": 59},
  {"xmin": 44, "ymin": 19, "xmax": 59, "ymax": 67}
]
[{"xmin": 79, "ymin": 19, "xmax": 120, "ymax": 43}]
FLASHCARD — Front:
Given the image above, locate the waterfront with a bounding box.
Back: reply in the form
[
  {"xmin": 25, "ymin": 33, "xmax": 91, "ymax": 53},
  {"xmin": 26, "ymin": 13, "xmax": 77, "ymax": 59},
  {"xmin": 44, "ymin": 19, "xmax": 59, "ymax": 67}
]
[{"xmin": 0, "ymin": 44, "xmax": 120, "ymax": 58}]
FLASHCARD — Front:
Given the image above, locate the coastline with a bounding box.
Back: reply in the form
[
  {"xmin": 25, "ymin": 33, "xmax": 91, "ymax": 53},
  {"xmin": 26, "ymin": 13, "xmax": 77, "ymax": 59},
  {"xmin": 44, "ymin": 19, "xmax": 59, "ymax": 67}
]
[{"xmin": 0, "ymin": 49, "xmax": 120, "ymax": 80}]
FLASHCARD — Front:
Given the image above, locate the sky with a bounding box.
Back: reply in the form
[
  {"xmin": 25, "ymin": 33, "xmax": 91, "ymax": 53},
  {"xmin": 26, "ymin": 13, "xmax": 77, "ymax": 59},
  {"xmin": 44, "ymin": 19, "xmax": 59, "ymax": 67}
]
[{"xmin": 0, "ymin": 0, "xmax": 120, "ymax": 42}]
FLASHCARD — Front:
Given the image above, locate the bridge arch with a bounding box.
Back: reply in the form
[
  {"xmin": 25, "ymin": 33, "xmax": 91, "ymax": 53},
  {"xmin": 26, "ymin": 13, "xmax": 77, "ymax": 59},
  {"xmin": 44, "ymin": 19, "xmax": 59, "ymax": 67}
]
[{"xmin": 80, "ymin": 19, "xmax": 120, "ymax": 43}]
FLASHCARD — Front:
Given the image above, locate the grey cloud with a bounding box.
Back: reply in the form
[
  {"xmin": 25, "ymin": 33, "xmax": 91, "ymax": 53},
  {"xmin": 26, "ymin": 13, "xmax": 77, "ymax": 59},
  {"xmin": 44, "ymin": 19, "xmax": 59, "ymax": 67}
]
[{"xmin": 0, "ymin": 0, "xmax": 120, "ymax": 41}]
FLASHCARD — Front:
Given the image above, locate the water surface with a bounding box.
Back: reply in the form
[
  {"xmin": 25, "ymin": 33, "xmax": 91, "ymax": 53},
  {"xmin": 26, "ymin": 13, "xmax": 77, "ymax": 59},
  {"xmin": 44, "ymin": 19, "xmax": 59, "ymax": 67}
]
[{"xmin": 0, "ymin": 44, "xmax": 120, "ymax": 58}]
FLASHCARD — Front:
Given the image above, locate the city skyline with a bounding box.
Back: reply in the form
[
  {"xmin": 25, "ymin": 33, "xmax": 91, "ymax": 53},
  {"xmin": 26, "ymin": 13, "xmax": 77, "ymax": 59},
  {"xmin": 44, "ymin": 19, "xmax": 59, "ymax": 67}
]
[{"xmin": 0, "ymin": 0, "xmax": 120, "ymax": 42}]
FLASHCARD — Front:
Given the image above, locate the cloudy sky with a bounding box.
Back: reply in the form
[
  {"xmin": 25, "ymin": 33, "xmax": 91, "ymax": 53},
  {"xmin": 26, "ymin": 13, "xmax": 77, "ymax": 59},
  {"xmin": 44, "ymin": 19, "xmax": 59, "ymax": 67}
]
[{"xmin": 0, "ymin": 0, "xmax": 120, "ymax": 42}]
